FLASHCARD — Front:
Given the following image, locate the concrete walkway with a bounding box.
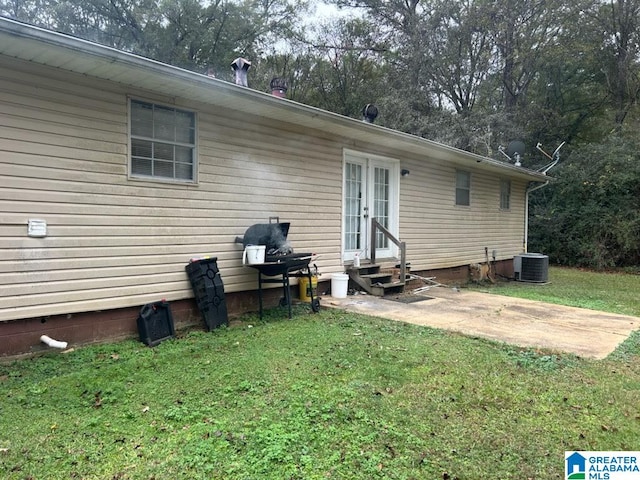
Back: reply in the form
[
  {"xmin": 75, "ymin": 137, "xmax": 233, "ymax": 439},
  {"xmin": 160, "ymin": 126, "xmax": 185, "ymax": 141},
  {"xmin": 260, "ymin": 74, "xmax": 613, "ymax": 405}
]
[{"xmin": 321, "ymin": 287, "xmax": 639, "ymax": 359}]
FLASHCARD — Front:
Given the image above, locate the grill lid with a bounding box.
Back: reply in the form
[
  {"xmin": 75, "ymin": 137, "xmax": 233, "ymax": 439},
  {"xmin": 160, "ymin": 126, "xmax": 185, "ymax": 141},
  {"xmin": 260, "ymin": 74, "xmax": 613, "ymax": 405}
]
[{"xmin": 235, "ymin": 222, "xmax": 293, "ymax": 255}]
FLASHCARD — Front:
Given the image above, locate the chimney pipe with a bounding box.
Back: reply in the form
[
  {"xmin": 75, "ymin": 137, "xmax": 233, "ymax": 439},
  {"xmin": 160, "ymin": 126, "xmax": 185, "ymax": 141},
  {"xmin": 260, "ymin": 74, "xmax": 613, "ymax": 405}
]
[
  {"xmin": 231, "ymin": 57, "xmax": 251, "ymax": 87},
  {"xmin": 362, "ymin": 104, "xmax": 379, "ymax": 123},
  {"xmin": 270, "ymin": 77, "xmax": 288, "ymax": 98}
]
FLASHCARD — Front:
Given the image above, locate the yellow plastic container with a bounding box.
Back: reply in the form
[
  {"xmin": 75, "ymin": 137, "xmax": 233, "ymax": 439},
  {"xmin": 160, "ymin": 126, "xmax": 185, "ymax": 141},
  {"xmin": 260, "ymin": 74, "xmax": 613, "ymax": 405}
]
[{"xmin": 298, "ymin": 275, "xmax": 318, "ymax": 302}]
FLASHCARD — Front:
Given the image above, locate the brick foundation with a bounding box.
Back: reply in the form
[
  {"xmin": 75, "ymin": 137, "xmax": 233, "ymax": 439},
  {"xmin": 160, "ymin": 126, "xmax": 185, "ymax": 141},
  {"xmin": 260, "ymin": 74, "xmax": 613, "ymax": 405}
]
[
  {"xmin": 1, "ymin": 260, "xmax": 514, "ymax": 358},
  {"xmin": 0, "ymin": 286, "xmax": 298, "ymax": 359}
]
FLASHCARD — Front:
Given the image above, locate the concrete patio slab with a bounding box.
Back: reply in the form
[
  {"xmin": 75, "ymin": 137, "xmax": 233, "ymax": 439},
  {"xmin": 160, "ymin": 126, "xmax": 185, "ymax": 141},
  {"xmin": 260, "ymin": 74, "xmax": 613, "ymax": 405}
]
[{"xmin": 321, "ymin": 287, "xmax": 639, "ymax": 359}]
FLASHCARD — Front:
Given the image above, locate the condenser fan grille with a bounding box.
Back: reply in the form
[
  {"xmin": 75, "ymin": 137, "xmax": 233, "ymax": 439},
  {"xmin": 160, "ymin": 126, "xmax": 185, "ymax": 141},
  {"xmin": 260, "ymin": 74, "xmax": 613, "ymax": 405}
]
[{"xmin": 514, "ymin": 253, "xmax": 549, "ymax": 283}]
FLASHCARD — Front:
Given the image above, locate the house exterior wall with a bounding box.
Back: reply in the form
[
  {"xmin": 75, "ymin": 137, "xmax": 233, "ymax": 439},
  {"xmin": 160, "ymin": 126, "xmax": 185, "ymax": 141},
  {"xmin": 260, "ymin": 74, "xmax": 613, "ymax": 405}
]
[
  {"xmin": 0, "ymin": 56, "xmax": 344, "ymax": 324},
  {"xmin": 1, "ymin": 54, "xmax": 528, "ymax": 330},
  {"xmin": 398, "ymin": 155, "xmax": 527, "ymax": 270}
]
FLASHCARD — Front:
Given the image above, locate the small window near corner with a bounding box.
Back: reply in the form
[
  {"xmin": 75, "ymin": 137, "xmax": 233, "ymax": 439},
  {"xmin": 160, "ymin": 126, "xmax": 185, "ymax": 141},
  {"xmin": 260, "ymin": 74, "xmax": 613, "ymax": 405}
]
[
  {"xmin": 455, "ymin": 170, "xmax": 471, "ymax": 206},
  {"xmin": 500, "ymin": 179, "xmax": 511, "ymax": 210},
  {"xmin": 129, "ymin": 99, "xmax": 196, "ymax": 182}
]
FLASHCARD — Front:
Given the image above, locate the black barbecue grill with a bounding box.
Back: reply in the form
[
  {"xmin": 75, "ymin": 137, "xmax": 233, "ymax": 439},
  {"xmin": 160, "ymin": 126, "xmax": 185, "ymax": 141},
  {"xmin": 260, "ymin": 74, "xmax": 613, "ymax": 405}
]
[{"xmin": 236, "ymin": 218, "xmax": 320, "ymax": 319}]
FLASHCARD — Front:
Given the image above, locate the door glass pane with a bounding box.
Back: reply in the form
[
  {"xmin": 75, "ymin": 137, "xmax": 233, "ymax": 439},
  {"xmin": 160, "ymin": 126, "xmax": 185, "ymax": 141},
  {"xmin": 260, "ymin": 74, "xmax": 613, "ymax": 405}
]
[
  {"xmin": 373, "ymin": 167, "xmax": 390, "ymax": 249},
  {"xmin": 345, "ymin": 162, "xmax": 362, "ymax": 251}
]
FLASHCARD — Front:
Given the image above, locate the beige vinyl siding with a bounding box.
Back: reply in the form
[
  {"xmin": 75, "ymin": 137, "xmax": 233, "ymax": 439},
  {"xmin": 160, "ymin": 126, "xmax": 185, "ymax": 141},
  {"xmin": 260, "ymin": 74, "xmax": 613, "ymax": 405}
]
[
  {"xmin": 398, "ymin": 156, "xmax": 526, "ymax": 270},
  {"xmin": 0, "ymin": 57, "xmax": 343, "ymax": 322},
  {"xmin": 0, "ymin": 52, "xmax": 532, "ymax": 324}
]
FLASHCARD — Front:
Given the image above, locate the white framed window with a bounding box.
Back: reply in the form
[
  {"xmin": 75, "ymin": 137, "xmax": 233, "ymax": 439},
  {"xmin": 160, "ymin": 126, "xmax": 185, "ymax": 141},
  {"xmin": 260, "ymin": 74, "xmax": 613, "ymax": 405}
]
[
  {"xmin": 455, "ymin": 170, "xmax": 471, "ymax": 206},
  {"xmin": 129, "ymin": 99, "xmax": 196, "ymax": 182},
  {"xmin": 500, "ymin": 179, "xmax": 511, "ymax": 210}
]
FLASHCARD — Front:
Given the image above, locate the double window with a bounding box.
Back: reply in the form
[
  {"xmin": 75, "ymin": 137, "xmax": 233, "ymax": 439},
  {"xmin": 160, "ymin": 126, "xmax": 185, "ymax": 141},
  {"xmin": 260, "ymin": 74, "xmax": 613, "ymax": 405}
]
[{"xmin": 130, "ymin": 99, "xmax": 196, "ymax": 182}]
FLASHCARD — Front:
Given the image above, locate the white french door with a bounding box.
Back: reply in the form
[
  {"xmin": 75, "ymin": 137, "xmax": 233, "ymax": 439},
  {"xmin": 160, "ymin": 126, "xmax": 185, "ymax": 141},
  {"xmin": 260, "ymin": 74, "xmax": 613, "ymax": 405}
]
[{"xmin": 342, "ymin": 151, "xmax": 399, "ymax": 263}]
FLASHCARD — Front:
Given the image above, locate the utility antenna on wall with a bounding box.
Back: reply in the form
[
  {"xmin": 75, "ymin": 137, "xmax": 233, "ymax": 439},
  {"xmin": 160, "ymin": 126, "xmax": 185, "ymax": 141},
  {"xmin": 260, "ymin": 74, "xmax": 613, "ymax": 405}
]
[
  {"xmin": 535, "ymin": 141, "xmax": 565, "ymax": 174},
  {"xmin": 498, "ymin": 140, "xmax": 525, "ymax": 167}
]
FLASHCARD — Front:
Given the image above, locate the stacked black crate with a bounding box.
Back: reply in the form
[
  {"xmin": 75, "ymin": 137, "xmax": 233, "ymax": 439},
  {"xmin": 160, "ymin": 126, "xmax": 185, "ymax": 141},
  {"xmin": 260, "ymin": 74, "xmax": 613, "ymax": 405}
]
[{"xmin": 185, "ymin": 257, "xmax": 229, "ymax": 330}]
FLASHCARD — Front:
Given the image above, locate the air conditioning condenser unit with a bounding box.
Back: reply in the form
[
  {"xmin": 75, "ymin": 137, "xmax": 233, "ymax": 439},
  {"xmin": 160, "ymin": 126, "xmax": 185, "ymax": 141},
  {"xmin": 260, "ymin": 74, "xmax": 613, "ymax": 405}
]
[{"xmin": 513, "ymin": 253, "xmax": 549, "ymax": 283}]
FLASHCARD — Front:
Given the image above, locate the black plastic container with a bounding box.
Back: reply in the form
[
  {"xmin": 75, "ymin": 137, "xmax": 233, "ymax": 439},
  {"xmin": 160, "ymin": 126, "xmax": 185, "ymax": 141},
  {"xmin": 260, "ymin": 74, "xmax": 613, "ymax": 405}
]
[
  {"xmin": 185, "ymin": 257, "xmax": 229, "ymax": 330},
  {"xmin": 137, "ymin": 300, "xmax": 175, "ymax": 347}
]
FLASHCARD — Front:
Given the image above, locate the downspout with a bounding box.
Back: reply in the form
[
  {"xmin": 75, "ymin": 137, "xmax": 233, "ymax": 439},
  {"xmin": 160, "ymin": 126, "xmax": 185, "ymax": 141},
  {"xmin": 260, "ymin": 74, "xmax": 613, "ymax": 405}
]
[{"xmin": 523, "ymin": 181, "xmax": 549, "ymax": 253}]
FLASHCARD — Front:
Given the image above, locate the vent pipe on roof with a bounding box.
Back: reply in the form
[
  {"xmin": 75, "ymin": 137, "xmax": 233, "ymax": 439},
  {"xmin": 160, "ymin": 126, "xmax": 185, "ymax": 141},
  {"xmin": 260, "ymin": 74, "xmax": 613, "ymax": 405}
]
[
  {"xmin": 270, "ymin": 77, "xmax": 288, "ymax": 98},
  {"xmin": 362, "ymin": 104, "xmax": 379, "ymax": 123},
  {"xmin": 231, "ymin": 57, "xmax": 251, "ymax": 87}
]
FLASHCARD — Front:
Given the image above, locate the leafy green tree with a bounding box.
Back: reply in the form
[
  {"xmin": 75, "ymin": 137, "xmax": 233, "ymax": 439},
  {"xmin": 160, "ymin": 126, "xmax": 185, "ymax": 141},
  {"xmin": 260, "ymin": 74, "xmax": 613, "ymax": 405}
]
[
  {"xmin": 594, "ymin": 0, "xmax": 640, "ymax": 129},
  {"xmin": 529, "ymin": 135, "xmax": 640, "ymax": 268},
  {"xmin": 50, "ymin": 0, "xmax": 155, "ymax": 50},
  {"xmin": 1, "ymin": 0, "xmax": 305, "ymax": 78},
  {"xmin": 300, "ymin": 17, "xmax": 386, "ymax": 117},
  {"xmin": 423, "ymin": 0, "xmax": 493, "ymax": 115},
  {"xmin": 483, "ymin": 0, "xmax": 565, "ymax": 112},
  {"xmin": 0, "ymin": 0, "xmax": 55, "ymax": 25}
]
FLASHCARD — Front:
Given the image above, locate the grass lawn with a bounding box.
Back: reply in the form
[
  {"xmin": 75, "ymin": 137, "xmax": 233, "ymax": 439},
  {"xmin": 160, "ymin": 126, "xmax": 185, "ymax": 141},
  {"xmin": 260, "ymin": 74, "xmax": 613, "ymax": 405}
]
[
  {"xmin": 470, "ymin": 266, "xmax": 640, "ymax": 317},
  {"xmin": 1, "ymin": 268, "xmax": 639, "ymax": 479}
]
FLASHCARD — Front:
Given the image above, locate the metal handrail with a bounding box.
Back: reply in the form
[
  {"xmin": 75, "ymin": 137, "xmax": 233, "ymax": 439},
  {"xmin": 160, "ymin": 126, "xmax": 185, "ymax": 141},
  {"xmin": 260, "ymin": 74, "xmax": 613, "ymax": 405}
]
[{"xmin": 370, "ymin": 218, "xmax": 407, "ymax": 284}]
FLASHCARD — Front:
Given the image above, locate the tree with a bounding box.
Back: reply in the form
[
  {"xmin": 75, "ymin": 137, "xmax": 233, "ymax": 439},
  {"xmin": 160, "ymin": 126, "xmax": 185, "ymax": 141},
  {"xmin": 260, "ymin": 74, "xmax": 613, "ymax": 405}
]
[
  {"xmin": 299, "ymin": 17, "xmax": 386, "ymax": 117},
  {"xmin": 0, "ymin": 0, "xmax": 54, "ymax": 25},
  {"xmin": 423, "ymin": 0, "xmax": 493, "ymax": 115},
  {"xmin": 529, "ymin": 134, "xmax": 640, "ymax": 268},
  {"xmin": 596, "ymin": 0, "xmax": 640, "ymax": 129},
  {"xmin": 1, "ymin": 0, "xmax": 305, "ymax": 78}
]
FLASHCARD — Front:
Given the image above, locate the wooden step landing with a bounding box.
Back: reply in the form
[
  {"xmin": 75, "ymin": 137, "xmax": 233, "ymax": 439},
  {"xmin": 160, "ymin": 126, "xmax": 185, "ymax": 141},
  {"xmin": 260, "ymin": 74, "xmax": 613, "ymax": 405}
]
[{"xmin": 346, "ymin": 263, "xmax": 406, "ymax": 297}]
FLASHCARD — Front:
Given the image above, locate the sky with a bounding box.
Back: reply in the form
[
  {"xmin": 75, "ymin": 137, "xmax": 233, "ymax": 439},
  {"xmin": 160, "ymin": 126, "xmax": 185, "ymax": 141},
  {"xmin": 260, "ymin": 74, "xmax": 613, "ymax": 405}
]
[{"xmin": 310, "ymin": 1, "xmax": 357, "ymax": 21}]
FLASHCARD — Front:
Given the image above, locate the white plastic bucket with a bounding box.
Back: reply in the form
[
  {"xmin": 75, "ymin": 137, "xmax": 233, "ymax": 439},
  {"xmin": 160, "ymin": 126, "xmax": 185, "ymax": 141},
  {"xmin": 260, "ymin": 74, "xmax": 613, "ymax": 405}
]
[
  {"xmin": 331, "ymin": 273, "xmax": 349, "ymax": 299},
  {"xmin": 243, "ymin": 245, "xmax": 266, "ymax": 265}
]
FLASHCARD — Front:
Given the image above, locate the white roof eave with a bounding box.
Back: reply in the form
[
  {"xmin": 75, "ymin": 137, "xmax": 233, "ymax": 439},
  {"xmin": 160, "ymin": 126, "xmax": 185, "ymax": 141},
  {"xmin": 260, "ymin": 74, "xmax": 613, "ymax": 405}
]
[{"xmin": 0, "ymin": 17, "xmax": 550, "ymax": 183}]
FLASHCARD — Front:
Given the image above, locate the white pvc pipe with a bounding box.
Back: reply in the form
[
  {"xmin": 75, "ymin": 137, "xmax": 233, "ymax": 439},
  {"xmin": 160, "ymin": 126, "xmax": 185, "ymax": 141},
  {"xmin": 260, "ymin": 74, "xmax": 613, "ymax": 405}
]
[{"xmin": 40, "ymin": 335, "xmax": 68, "ymax": 349}]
